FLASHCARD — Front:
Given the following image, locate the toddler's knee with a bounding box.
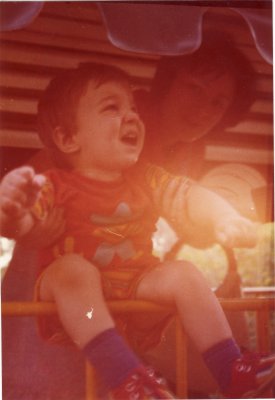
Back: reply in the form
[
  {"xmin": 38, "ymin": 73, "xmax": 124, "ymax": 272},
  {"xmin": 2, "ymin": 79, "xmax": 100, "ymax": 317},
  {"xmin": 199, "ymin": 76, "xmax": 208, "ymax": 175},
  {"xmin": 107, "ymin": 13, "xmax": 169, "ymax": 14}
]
[
  {"xmin": 168, "ymin": 260, "xmax": 204, "ymax": 284},
  {"xmin": 49, "ymin": 253, "xmax": 100, "ymax": 288}
]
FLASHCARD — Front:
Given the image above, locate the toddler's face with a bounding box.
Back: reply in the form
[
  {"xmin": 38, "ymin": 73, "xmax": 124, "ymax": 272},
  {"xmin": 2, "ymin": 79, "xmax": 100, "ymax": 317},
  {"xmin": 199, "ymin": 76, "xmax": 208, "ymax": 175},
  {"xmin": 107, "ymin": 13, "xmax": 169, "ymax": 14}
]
[{"xmin": 74, "ymin": 80, "xmax": 145, "ymax": 179}]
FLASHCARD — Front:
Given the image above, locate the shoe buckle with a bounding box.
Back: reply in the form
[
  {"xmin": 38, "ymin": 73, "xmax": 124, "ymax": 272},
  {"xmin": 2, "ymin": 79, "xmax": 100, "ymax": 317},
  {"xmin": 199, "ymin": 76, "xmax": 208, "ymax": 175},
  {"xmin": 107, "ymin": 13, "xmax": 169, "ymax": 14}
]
[
  {"xmin": 124, "ymin": 375, "xmax": 143, "ymax": 400},
  {"xmin": 236, "ymin": 363, "xmax": 252, "ymax": 373},
  {"xmin": 125, "ymin": 381, "xmax": 138, "ymax": 392}
]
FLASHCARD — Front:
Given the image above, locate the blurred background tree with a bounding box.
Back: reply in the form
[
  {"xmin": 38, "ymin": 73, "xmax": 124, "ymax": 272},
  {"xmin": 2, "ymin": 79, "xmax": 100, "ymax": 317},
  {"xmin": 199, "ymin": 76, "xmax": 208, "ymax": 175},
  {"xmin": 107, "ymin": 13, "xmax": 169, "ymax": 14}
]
[{"xmin": 176, "ymin": 223, "xmax": 274, "ymax": 288}]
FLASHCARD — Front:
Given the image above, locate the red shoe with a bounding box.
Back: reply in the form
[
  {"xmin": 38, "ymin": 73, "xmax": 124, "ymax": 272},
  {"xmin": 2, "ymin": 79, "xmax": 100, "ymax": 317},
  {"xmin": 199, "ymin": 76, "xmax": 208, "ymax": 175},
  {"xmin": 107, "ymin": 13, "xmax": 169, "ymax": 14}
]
[
  {"xmin": 223, "ymin": 351, "xmax": 275, "ymax": 398},
  {"xmin": 109, "ymin": 366, "xmax": 175, "ymax": 399}
]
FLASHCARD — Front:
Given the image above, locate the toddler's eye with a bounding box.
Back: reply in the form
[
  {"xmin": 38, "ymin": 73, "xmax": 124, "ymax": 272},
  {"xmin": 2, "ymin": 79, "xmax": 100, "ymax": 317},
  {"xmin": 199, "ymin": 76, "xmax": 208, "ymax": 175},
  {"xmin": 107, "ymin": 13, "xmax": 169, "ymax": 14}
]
[{"xmin": 102, "ymin": 103, "xmax": 119, "ymax": 112}]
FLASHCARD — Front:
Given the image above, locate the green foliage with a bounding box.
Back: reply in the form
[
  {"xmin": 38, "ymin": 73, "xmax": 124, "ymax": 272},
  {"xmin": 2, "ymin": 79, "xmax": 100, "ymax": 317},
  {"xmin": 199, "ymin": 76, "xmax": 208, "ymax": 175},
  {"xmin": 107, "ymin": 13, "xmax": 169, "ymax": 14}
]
[
  {"xmin": 0, "ymin": 238, "xmax": 15, "ymax": 279},
  {"xmin": 176, "ymin": 223, "xmax": 274, "ymax": 288},
  {"xmin": 234, "ymin": 223, "xmax": 274, "ymax": 287}
]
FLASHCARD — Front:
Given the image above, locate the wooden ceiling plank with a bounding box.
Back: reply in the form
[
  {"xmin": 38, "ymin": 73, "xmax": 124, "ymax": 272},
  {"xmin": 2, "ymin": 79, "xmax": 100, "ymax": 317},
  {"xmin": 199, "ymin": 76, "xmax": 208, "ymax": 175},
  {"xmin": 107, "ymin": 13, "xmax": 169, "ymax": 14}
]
[
  {"xmin": 205, "ymin": 145, "xmax": 273, "ymax": 165},
  {"xmin": 0, "ymin": 97, "xmax": 37, "ymax": 115},
  {"xmin": 0, "ymin": 129, "xmax": 42, "ymax": 149},
  {"xmin": 226, "ymin": 119, "xmax": 273, "ymax": 135},
  {"xmin": 0, "ymin": 70, "xmax": 50, "ymax": 90},
  {"xmin": 207, "ymin": 132, "xmax": 273, "ymax": 149},
  {"xmin": 250, "ymin": 99, "xmax": 273, "ymax": 114}
]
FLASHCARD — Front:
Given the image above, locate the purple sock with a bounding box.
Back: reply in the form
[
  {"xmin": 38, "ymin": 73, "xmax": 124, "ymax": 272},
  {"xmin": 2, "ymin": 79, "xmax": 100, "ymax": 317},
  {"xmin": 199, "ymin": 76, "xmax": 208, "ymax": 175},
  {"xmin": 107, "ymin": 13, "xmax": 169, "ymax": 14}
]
[
  {"xmin": 83, "ymin": 328, "xmax": 142, "ymax": 390},
  {"xmin": 202, "ymin": 338, "xmax": 241, "ymax": 391}
]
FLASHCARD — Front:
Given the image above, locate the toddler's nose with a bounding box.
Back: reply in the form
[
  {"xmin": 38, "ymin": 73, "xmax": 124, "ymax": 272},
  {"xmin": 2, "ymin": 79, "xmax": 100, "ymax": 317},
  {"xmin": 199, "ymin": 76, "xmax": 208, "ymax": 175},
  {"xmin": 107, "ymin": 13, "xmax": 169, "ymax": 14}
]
[
  {"xmin": 122, "ymin": 108, "xmax": 145, "ymax": 135},
  {"xmin": 123, "ymin": 108, "xmax": 140, "ymax": 122}
]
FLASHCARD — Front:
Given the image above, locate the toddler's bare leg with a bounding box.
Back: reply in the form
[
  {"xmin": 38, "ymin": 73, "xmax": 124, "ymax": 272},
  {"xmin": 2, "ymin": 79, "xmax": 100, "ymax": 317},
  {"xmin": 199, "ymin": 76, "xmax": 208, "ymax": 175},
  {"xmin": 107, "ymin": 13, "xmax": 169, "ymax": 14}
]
[
  {"xmin": 39, "ymin": 254, "xmax": 115, "ymax": 348},
  {"xmin": 136, "ymin": 261, "xmax": 232, "ymax": 353}
]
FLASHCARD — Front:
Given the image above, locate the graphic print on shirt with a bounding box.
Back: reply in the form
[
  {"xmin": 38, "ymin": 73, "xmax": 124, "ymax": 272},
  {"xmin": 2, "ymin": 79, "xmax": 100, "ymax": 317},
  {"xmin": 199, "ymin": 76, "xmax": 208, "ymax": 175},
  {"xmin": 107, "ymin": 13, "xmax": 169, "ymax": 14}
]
[{"xmin": 90, "ymin": 202, "xmax": 144, "ymax": 267}]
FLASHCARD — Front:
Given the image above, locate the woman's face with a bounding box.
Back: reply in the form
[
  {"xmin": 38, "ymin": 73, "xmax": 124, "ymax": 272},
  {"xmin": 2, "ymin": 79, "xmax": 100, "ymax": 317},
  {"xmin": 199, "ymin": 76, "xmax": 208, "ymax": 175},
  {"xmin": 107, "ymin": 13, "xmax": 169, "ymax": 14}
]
[{"xmin": 158, "ymin": 67, "xmax": 236, "ymax": 146}]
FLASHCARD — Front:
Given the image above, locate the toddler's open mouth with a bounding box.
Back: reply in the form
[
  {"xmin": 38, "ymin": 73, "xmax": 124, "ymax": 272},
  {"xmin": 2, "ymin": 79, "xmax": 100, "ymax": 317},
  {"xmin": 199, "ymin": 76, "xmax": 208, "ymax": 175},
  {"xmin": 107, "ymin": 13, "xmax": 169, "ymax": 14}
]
[{"xmin": 121, "ymin": 131, "xmax": 138, "ymax": 146}]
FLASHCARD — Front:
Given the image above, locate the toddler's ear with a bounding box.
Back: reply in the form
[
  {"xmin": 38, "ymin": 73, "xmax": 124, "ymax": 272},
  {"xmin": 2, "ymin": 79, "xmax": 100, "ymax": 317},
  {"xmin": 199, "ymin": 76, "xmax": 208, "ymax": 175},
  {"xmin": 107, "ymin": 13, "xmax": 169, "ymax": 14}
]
[{"xmin": 52, "ymin": 127, "xmax": 80, "ymax": 154}]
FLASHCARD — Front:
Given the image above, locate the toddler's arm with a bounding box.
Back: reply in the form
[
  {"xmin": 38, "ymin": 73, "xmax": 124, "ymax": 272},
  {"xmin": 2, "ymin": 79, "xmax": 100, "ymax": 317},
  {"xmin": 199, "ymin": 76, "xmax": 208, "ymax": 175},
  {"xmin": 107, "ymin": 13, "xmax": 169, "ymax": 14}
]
[
  {"xmin": 0, "ymin": 166, "xmax": 46, "ymax": 239},
  {"xmin": 187, "ymin": 184, "xmax": 258, "ymax": 248}
]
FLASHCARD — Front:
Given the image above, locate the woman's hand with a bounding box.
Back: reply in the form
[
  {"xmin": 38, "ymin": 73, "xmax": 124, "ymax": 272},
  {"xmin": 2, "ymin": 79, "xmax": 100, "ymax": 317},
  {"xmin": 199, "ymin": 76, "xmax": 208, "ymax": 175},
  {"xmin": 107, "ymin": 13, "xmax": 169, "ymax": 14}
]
[{"xmin": 18, "ymin": 207, "xmax": 65, "ymax": 249}]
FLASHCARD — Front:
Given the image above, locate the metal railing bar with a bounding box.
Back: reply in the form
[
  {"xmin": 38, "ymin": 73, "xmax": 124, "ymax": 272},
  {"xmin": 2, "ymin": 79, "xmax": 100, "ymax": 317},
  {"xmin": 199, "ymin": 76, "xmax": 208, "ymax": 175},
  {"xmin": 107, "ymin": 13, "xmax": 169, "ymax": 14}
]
[{"xmin": 2, "ymin": 298, "xmax": 274, "ymax": 317}]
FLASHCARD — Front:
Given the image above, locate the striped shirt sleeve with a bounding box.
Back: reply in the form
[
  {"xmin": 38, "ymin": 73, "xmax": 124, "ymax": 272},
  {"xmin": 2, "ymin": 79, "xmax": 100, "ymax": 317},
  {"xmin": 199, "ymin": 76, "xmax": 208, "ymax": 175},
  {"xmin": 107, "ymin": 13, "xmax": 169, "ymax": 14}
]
[{"xmin": 144, "ymin": 163, "xmax": 194, "ymax": 234}]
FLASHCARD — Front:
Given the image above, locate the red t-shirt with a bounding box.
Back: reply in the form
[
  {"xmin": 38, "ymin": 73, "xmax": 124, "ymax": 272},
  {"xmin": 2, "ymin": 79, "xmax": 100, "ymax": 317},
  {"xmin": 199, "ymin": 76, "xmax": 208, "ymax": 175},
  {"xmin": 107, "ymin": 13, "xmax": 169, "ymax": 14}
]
[{"xmin": 33, "ymin": 162, "xmax": 192, "ymax": 298}]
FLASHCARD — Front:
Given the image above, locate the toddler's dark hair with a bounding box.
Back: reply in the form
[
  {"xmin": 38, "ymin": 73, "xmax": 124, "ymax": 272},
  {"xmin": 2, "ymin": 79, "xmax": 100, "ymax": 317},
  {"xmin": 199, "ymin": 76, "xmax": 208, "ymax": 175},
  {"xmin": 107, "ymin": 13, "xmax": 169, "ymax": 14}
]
[{"xmin": 37, "ymin": 63, "xmax": 131, "ymax": 165}]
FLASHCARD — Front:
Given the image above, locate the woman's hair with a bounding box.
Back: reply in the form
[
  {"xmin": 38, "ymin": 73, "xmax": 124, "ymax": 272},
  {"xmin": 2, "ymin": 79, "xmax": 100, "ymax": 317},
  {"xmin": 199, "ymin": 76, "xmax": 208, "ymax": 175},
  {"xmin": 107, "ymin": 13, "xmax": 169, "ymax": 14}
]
[
  {"xmin": 37, "ymin": 62, "xmax": 131, "ymax": 165},
  {"xmin": 150, "ymin": 30, "xmax": 257, "ymax": 129}
]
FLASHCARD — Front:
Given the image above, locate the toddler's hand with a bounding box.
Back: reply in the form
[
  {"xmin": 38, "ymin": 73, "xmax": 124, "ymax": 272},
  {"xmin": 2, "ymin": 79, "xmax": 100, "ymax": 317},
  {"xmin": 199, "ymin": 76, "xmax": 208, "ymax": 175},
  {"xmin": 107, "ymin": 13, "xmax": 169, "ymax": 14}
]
[
  {"xmin": 0, "ymin": 166, "xmax": 45, "ymax": 220},
  {"xmin": 214, "ymin": 215, "xmax": 258, "ymax": 248}
]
